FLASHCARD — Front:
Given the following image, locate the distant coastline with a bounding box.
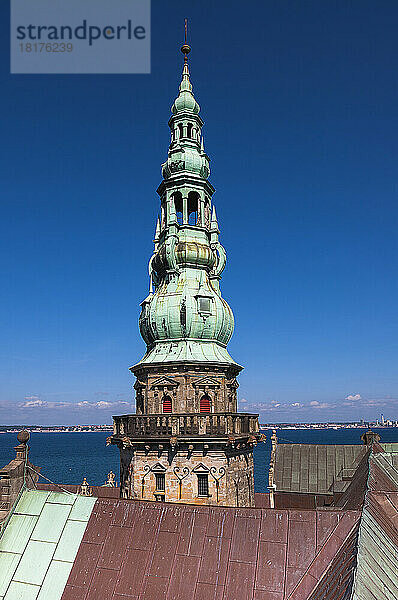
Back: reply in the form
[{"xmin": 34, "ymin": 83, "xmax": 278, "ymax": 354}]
[
  {"xmin": 0, "ymin": 426, "xmax": 113, "ymax": 433},
  {"xmin": 0, "ymin": 421, "xmax": 397, "ymax": 434},
  {"xmin": 260, "ymin": 423, "xmax": 398, "ymax": 431}
]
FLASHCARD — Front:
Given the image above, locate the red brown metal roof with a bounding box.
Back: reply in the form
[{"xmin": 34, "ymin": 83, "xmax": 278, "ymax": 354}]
[{"xmin": 60, "ymin": 500, "xmax": 360, "ymax": 600}]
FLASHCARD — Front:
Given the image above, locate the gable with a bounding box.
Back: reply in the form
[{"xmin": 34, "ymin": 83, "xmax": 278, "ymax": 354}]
[
  {"xmin": 150, "ymin": 462, "xmax": 167, "ymax": 473},
  {"xmin": 192, "ymin": 463, "xmax": 210, "ymax": 473},
  {"xmin": 191, "ymin": 376, "xmax": 220, "ymax": 388},
  {"xmin": 150, "ymin": 376, "xmax": 179, "ymax": 389}
]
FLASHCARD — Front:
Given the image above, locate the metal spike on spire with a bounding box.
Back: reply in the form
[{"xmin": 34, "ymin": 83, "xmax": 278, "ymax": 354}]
[
  {"xmin": 154, "ymin": 217, "xmax": 160, "ymax": 240},
  {"xmin": 210, "ymin": 205, "xmax": 219, "ymax": 230},
  {"xmin": 179, "ymin": 19, "xmax": 192, "ymax": 91},
  {"xmin": 200, "ymin": 136, "xmax": 204, "ymax": 152},
  {"xmin": 181, "ymin": 18, "xmax": 191, "ymax": 64}
]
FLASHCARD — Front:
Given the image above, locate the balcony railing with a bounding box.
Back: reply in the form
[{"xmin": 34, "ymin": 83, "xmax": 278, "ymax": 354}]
[{"xmin": 113, "ymin": 413, "xmax": 259, "ymax": 438}]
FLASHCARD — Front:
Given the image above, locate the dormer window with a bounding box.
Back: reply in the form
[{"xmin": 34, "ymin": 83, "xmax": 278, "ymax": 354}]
[{"xmin": 198, "ymin": 297, "xmax": 211, "ymax": 314}]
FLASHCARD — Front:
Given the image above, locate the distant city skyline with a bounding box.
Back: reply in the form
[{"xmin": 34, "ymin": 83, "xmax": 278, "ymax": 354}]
[{"xmin": 1, "ymin": 1, "xmax": 398, "ymax": 425}]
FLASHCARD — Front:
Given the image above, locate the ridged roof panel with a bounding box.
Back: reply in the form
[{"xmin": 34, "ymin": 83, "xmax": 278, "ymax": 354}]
[
  {"xmin": 0, "ymin": 489, "xmax": 96, "ymax": 600},
  {"xmin": 59, "ymin": 499, "xmax": 358, "ymax": 600},
  {"xmin": 275, "ymin": 444, "xmax": 366, "ymax": 495}
]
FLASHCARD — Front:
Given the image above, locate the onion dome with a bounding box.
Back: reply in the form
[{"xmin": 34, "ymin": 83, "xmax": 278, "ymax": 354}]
[
  {"xmin": 161, "ymin": 147, "xmax": 210, "ymax": 180},
  {"xmin": 171, "ymin": 50, "xmax": 200, "ymax": 115},
  {"xmin": 153, "ymin": 240, "xmax": 216, "ymax": 278},
  {"xmin": 139, "ymin": 272, "xmax": 234, "ymax": 350}
]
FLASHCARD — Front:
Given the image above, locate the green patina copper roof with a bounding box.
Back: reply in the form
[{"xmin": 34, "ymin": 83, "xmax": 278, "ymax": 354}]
[
  {"xmin": 135, "ymin": 340, "xmax": 239, "ymax": 368},
  {"xmin": 134, "ymin": 46, "xmax": 239, "ymax": 370},
  {"xmin": 381, "ymin": 443, "xmax": 398, "ymax": 453},
  {"xmin": 350, "ymin": 453, "xmax": 398, "ymax": 600},
  {"xmin": 0, "ymin": 489, "xmax": 96, "ymax": 600},
  {"xmin": 171, "ymin": 63, "xmax": 200, "ymax": 115},
  {"xmin": 274, "ymin": 443, "xmax": 367, "ymax": 494}
]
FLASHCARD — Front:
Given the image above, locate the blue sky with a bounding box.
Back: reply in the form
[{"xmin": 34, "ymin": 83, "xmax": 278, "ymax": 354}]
[{"xmin": 1, "ymin": 1, "xmax": 397, "ymax": 425}]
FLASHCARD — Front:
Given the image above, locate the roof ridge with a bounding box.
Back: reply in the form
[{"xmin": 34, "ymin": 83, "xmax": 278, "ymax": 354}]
[{"xmin": 286, "ymin": 511, "xmax": 360, "ymax": 599}]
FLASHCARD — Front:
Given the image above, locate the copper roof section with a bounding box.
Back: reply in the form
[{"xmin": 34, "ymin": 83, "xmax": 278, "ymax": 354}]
[
  {"xmin": 60, "ymin": 500, "xmax": 359, "ymax": 600},
  {"xmin": 350, "ymin": 450, "xmax": 398, "ymax": 600},
  {"xmin": 274, "ymin": 444, "xmax": 367, "ymax": 496}
]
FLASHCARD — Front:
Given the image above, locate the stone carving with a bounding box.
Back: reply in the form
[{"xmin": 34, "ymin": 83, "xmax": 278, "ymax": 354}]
[
  {"xmin": 121, "ymin": 436, "xmax": 133, "ymax": 449},
  {"xmin": 105, "ymin": 471, "xmax": 116, "ymax": 487},
  {"xmin": 79, "ymin": 478, "xmax": 93, "ymax": 497}
]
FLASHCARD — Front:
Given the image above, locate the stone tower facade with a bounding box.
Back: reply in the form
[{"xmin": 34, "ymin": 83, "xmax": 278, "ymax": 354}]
[{"xmin": 111, "ymin": 41, "xmax": 262, "ymax": 507}]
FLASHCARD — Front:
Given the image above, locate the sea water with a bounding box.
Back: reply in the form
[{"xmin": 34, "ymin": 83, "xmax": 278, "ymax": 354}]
[{"xmin": 0, "ymin": 427, "xmax": 397, "ymax": 492}]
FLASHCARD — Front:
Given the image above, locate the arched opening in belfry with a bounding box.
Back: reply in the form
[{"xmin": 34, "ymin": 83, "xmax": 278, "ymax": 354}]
[
  {"xmin": 178, "ymin": 123, "xmax": 183, "ymax": 139},
  {"xmin": 187, "ymin": 123, "xmax": 193, "ymax": 138},
  {"xmin": 162, "ymin": 395, "xmax": 172, "ymax": 413},
  {"xmin": 204, "ymin": 198, "xmax": 210, "ymax": 228},
  {"xmin": 161, "ymin": 203, "xmax": 166, "ymax": 230},
  {"xmin": 200, "ymin": 394, "xmax": 211, "ymax": 413},
  {"xmin": 173, "ymin": 192, "xmax": 183, "ymax": 225},
  {"xmin": 188, "ymin": 191, "xmax": 199, "ymax": 226}
]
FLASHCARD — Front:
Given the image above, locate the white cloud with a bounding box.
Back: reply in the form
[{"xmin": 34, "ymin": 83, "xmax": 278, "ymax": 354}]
[
  {"xmin": 239, "ymin": 398, "xmax": 248, "ymax": 404},
  {"xmin": 95, "ymin": 401, "xmax": 113, "ymax": 408},
  {"xmin": 310, "ymin": 401, "xmax": 319, "ymax": 406},
  {"xmin": 19, "ymin": 398, "xmax": 131, "ymax": 410},
  {"xmin": 20, "ymin": 399, "xmax": 46, "ymax": 408},
  {"xmin": 345, "ymin": 394, "xmax": 361, "ymax": 401},
  {"xmin": 76, "ymin": 400, "xmax": 130, "ymax": 409},
  {"xmin": 291, "ymin": 402, "xmax": 302, "ymax": 408}
]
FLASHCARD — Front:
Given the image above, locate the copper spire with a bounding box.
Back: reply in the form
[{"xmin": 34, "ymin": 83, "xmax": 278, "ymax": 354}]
[{"xmin": 181, "ymin": 18, "xmax": 191, "ymax": 63}]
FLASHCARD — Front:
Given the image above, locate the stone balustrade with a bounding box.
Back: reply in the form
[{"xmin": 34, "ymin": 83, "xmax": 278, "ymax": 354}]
[{"xmin": 113, "ymin": 412, "xmax": 259, "ymax": 439}]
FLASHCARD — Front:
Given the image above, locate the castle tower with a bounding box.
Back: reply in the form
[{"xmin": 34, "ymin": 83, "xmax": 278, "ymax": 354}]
[{"xmin": 111, "ymin": 38, "xmax": 261, "ymax": 507}]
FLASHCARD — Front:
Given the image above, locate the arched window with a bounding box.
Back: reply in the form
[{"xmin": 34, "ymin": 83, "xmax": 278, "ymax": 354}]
[
  {"xmin": 200, "ymin": 394, "xmax": 211, "ymax": 413},
  {"xmin": 173, "ymin": 192, "xmax": 183, "ymax": 225},
  {"xmin": 178, "ymin": 124, "xmax": 183, "ymax": 139},
  {"xmin": 188, "ymin": 191, "xmax": 199, "ymax": 226},
  {"xmin": 204, "ymin": 199, "xmax": 210, "ymax": 228},
  {"xmin": 187, "ymin": 123, "xmax": 193, "ymax": 138},
  {"xmin": 162, "ymin": 395, "xmax": 172, "ymax": 413}
]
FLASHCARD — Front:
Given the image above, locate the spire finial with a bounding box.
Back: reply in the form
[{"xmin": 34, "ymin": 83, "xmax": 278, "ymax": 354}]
[{"xmin": 181, "ymin": 18, "xmax": 191, "ymax": 64}]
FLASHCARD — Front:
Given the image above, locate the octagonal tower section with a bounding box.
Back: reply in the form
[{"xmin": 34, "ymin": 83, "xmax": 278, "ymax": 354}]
[{"xmin": 110, "ymin": 42, "xmax": 262, "ymax": 507}]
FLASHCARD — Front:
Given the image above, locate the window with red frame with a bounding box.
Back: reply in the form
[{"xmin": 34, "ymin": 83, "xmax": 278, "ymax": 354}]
[
  {"xmin": 200, "ymin": 394, "xmax": 211, "ymax": 413},
  {"xmin": 162, "ymin": 395, "xmax": 172, "ymax": 413}
]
